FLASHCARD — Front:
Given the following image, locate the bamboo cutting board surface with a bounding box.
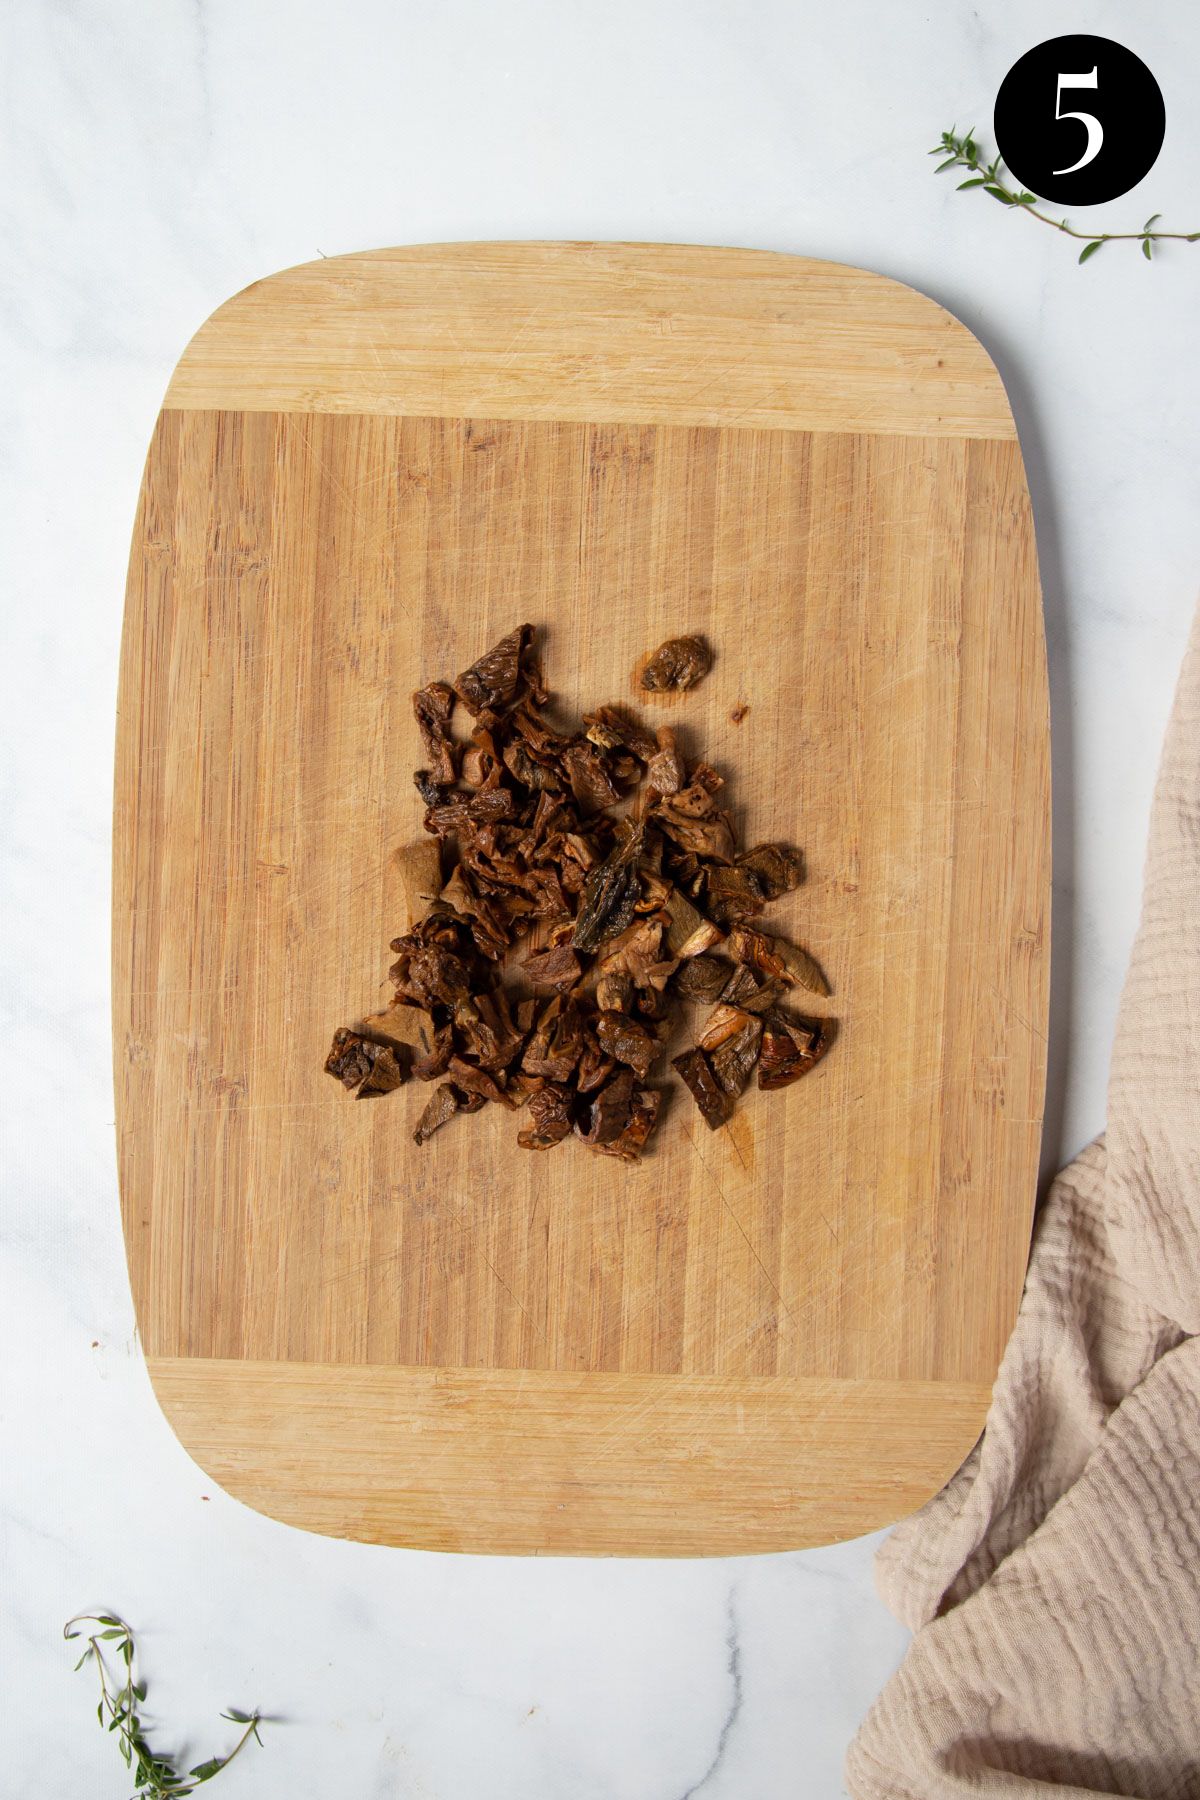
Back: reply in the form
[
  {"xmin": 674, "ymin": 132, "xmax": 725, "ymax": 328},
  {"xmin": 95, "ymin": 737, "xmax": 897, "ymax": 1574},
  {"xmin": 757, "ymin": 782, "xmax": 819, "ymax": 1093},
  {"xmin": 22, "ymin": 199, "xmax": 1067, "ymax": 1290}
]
[{"xmin": 114, "ymin": 242, "xmax": 1049, "ymax": 1555}]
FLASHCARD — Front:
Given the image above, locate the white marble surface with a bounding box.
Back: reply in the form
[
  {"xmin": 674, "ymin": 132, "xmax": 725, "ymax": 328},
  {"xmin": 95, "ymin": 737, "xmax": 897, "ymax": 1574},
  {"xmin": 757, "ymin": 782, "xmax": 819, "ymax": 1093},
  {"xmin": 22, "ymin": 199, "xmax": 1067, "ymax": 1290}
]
[{"xmin": 3, "ymin": 1, "xmax": 1199, "ymax": 1794}]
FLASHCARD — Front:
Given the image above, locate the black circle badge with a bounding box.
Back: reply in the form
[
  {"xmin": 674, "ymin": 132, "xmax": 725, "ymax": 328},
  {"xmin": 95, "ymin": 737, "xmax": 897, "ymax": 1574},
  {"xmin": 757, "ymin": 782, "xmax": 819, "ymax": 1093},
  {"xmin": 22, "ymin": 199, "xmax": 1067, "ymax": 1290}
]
[{"xmin": 994, "ymin": 35, "xmax": 1165, "ymax": 205}]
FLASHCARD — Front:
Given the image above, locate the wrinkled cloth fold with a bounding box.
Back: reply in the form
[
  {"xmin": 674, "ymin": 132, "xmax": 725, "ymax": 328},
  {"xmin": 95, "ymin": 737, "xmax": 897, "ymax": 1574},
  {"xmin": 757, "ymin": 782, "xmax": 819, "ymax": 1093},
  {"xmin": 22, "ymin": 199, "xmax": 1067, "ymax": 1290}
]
[{"xmin": 846, "ymin": 597, "xmax": 1200, "ymax": 1800}]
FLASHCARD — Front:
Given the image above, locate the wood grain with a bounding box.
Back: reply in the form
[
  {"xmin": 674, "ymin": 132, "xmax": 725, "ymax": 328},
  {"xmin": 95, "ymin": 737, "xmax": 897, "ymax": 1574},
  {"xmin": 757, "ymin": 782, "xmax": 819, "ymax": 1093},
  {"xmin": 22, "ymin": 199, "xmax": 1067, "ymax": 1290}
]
[
  {"xmin": 165, "ymin": 241, "xmax": 1017, "ymax": 439},
  {"xmin": 148, "ymin": 1358, "xmax": 993, "ymax": 1555},
  {"xmin": 114, "ymin": 243, "xmax": 1049, "ymax": 1554}
]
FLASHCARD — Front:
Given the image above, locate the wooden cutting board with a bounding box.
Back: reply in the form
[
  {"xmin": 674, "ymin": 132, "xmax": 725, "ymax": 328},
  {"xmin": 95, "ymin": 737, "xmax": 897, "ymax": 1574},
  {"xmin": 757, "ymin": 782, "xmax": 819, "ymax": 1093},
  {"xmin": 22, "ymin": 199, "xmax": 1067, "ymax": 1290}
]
[{"xmin": 114, "ymin": 242, "xmax": 1049, "ymax": 1556}]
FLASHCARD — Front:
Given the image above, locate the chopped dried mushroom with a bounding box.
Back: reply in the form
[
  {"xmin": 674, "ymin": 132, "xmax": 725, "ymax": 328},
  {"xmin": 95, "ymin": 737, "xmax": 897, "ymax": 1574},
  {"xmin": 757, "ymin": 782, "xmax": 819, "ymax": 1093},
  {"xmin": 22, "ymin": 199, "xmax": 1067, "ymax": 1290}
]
[
  {"xmin": 664, "ymin": 887, "xmax": 724, "ymax": 959},
  {"xmin": 577, "ymin": 1068, "xmax": 636, "ymax": 1146},
  {"xmin": 737, "ymin": 843, "xmax": 804, "ymax": 900},
  {"xmin": 359, "ymin": 1004, "xmax": 435, "ymax": 1054},
  {"xmin": 413, "ymin": 1082, "xmax": 459, "ymax": 1143},
  {"xmin": 709, "ymin": 1015, "xmax": 763, "ymax": 1098},
  {"xmin": 324, "ymin": 1028, "xmax": 407, "ymax": 1098},
  {"xmin": 757, "ymin": 1014, "xmax": 831, "ymax": 1088},
  {"xmin": 728, "ymin": 923, "xmax": 831, "ymax": 997},
  {"xmin": 326, "ymin": 624, "xmax": 836, "ymax": 1156},
  {"xmin": 596, "ymin": 1084, "xmax": 661, "ymax": 1160},
  {"xmin": 524, "ymin": 943, "xmax": 583, "ymax": 991},
  {"xmin": 517, "ymin": 1081, "xmax": 575, "ymax": 1150},
  {"xmin": 411, "ymin": 681, "xmax": 457, "ymax": 786},
  {"xmin": 641, "ymin": 634, "xmax": 712, "ymax": 693},
  {"xmin": 673, "ymin": 954, "xmax": 733, "ymax": 1003},
  {"xmin": 671, "ymin": 1047, "xmax": 729, "ymax": 1130}
]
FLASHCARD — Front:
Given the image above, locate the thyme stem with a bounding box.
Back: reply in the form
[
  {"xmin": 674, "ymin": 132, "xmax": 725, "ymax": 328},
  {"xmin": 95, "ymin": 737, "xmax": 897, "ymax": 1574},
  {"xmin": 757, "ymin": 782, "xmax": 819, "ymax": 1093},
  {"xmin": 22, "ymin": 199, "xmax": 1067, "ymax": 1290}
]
[
  {"xmin": 930, "ymin": 127, "xmax": 1200, "ymax": 262},
  {"xmin": 64, "ymin": 1612, "xmax": 264, "ymax": 1797}
]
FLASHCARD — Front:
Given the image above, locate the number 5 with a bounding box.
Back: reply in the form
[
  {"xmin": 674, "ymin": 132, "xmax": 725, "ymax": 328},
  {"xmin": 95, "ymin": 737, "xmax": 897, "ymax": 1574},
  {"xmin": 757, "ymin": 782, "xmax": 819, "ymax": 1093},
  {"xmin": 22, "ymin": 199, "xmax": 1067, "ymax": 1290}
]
[{"xmin": 1054, "ymin": 67, "xmax": 1102, "ymax": 173}]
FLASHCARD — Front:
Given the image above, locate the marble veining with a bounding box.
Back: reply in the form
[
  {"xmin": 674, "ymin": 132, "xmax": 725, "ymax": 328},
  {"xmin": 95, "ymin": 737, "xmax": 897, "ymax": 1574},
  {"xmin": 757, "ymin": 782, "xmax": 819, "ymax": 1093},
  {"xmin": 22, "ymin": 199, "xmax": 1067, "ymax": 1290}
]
[
  {"xmin": 677, "ymin": 1590, "xmax": 745, "ymax": 1798},
  {"xmin": 4, "ymin": 0, "xmax": 1199, "ymax": 1794}
]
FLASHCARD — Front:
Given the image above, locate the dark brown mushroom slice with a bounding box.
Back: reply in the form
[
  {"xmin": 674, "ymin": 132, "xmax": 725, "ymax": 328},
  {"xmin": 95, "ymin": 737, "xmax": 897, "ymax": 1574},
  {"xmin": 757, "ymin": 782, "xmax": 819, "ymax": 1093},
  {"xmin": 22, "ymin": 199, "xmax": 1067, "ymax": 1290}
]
[
  {"xmin": 595, "ymin": 1084, "xmax": 662, "ymax": 1161},
  {"xmin": 757, "ymin": 1013, "xmax": 831, "ymax": 1089},
  {"xmin": 438, "ymin": 866, "xmax": 511, "ymax": 962},
  {"xmin": 394, "ymin": 943, "xmax": 474, "ymax": 1010},
  {"xmin": 672, "ymin": 953, "xmax": 733, "ymax": 1003},
  {"xmin": 592, "ymin": 917, "xmax": 669, "ymax": 989},
  {"xmin": 411, "ymin": 680, "xmax": 457, "ymax": 785},
  {"xmin": 671, "ymin": 1046, "xmax": 729, "ymax": 1129},
  {"xmin": 521, "ymin": 996, "xmax": 585, "ymax": 1083},
  {"xmin": 664, "ymin": 855, "xmax": 707, "ymax": 903},
  {"xmin": 651, "ymin": 794, "xmax": 737, "ymax": 865},
  {"xmin": 696, "ymin": 1003, "xmax": 759, "ymax": 1054},
  {"xmin": 359, "ymin": 1003, "xmax": 436, "ymax": 1056},
  {"xmin": 574, "ymin": 1039, "xmax": 617, "ymax": 1094},
  {"xmin": 727, "ymin": 923, "xmax": 830, "ymax": 997},
  {"xmin": 708, "ymin": 1015, "xmax": 763, "ymax": 1098},
  {"xmin": 453, "ymin": 623, "xmax": 534, "ymax": 717},
  {"xmin": 392, "ymin": 910, "xmax": 465, "ymax": 956},
  {"xmin": 645, "ymin": 725, "xmax": 686, "ymax": 795},
  {"xmin": 736, "ymin": 843, "xmax": 804, "ymax": 900},
  {"xmin": 595, "ymin": 971, "xmax": 635, "ymax": 1013},
  {"xmin": 577, "ymin": 1067, "xmax": 636, "ymax": 1146},
  {"xmin": 414, "ymin": 768, "xmax": 449, "ymax": 808},
  {"xmin": 446, "ymin": 1054, "xmax": 518, "ymax": 1109},
  {"xmin": 582, "ymin": 704, "xmax": 659, "ymax": 762},
  {"xmin": 502, "ymin": 736, "xmax": 561, "ymax": 791},
  {"xmin": 634, "ymin": 869, "xmax": 673, "ymax": 914},
  {"xmin": 560, "ymin": 741, "xmax": 621, "ymax": 812},
  {"xmin": 324, "ymin": 1027, "xmax": 407, "ymax": 1096},
  {"xmin": 459, "ymin": 721, "xmax": 505, "ymax": 791},
  {"xmin": 524, "ymin": 943, "xmax": 583, "ymax": 992},
  {"xmin": 633, "ymin": 984, "xmax": 671, "ymax": 1022},
  {"xmin": 452, "ymin": 991, "xmax": 525, "ymax": 1071},
  {"xmin": 571, "ymin": 821, "xmax": 645, "ymax": 953},
  {"xmin": 702, "ymin": 863, "xmax": 766, "ymax": 925},
  {"xmin": 517, "ymin": 1080, "xmax": 575, "ymax": 1149},
  {"xmin": 640, "ymin": 634, "xmax": 712, "ymax": 693},
  {"xmin": 413, "ymin": 1082, "xmax": 461, "ymax": 1144},
  {"xmin": 424, "ymin": 789, "xmax": 516, "ymax": 836},
  {"xmin": 511, "ymin": 699, "xmax": 572, "ymax": 759},
  {"xmin": 663, "ymin": 887, "xmax": 723, "ymax": 958},
  {"xmin": 716, "ymin": 964, "xmax": 786, "ymax": 1016},
  {"xmin": 594, "ymin": 1010, "xmax": 660, "ymax": 1082}
]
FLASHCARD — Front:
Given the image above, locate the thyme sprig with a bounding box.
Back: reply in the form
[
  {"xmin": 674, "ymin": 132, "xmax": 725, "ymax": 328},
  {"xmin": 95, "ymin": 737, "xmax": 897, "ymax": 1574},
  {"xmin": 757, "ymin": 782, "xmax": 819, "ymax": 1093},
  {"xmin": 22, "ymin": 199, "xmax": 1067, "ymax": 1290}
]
[
  {"xmin": 930, "ymin": 127, "xmax": 1200, "ymax": 263},
  {"xmin": 64, "ymin": 1613, "xmax": 263, "ymax": 1798}
]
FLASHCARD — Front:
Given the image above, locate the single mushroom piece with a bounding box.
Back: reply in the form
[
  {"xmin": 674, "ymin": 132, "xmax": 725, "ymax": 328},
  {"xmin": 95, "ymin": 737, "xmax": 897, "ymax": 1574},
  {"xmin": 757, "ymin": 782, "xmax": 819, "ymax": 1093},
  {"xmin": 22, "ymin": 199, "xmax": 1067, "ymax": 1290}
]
[{"xmin": 640, "ymin": 634, "xmax": 713, "ymax": 693}]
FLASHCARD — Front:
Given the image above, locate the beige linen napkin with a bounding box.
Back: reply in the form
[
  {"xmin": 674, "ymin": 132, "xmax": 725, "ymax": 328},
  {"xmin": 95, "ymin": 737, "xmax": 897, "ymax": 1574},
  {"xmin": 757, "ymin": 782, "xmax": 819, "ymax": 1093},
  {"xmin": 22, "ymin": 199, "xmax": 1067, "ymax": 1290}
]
[{"xmin": 846, "ymin": 598, "xmax": 1200, "ymax": 1800}]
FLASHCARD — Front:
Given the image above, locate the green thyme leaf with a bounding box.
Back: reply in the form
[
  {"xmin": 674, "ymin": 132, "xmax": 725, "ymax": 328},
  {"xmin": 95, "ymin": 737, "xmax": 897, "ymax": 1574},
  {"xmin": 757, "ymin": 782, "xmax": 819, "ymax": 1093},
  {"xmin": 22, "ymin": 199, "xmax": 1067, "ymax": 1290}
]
[
  {"xmin": 930, "ymin": 122, "xmax": 1198, "ymax": 263},
  {"xmin": 67, "ymin": 1610, "xmax": 266, "ymax": 1796}
]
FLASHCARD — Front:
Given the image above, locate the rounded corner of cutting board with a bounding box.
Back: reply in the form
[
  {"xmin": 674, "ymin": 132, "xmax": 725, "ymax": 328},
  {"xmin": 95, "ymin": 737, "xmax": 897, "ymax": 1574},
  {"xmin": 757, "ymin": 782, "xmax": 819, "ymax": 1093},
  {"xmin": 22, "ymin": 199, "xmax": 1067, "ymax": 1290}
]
[{"xmin": 139, "ymin": 1356, "xmax": 345, "ymax": 1545}]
